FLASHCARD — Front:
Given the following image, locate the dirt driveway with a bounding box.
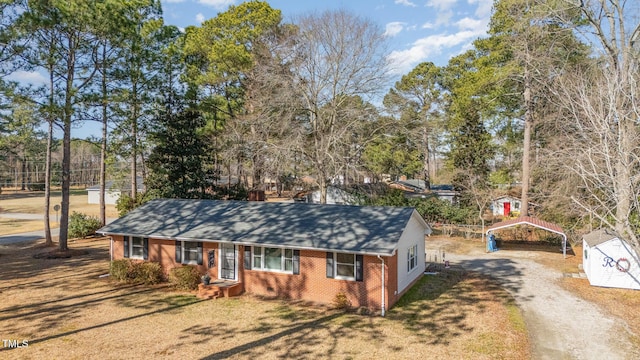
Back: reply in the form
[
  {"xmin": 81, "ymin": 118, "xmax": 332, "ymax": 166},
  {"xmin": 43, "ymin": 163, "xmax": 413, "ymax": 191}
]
[{"xmin": 429, "ymin": 238, "xmax": 639, "ymax": 360}]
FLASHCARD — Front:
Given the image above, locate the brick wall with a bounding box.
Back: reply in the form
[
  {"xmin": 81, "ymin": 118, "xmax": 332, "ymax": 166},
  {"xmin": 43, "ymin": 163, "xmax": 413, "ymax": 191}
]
[
  {"xmin": 110, "ymin": 237, "xmax": 411, "ymax": 311},
  {"xmin": 110, "ymin": 236, "xmax": 218, "ymax": 277},
  {"xmin": 242, "ymin": 248, "xmax": 400, "ymax": 311}
]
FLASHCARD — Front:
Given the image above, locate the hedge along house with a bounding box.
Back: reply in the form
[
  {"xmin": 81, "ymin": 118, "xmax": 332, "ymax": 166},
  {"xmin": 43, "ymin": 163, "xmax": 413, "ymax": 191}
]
[
  {"xmin": 582, "ymin": 229, "xmax": 640, "ymax": 290},
  {"xmin": 97, "ymin": 199, "xmax": 431, "ymax": 315}
]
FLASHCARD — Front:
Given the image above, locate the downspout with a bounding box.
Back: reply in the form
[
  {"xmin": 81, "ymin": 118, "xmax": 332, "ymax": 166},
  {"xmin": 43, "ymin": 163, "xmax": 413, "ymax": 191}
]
[
  {"xmin": 109, "ymin": 236, "xmax": 113, "ymax": 274},
  {"xmin": 377, "ymin": 255, "xmax": 385, "ymax": 317}
]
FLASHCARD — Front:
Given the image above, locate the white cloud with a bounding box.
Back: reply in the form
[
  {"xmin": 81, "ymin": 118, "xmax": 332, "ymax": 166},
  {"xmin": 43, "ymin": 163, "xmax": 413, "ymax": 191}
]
[
  {"xmin": 394, "ymin": 0, "xmax": 417, "ymax": 7},
  {"xmin": 384, "ymin": 22, "xmax": 406, "ymax": 37},
  {"xmin": 387, "ymin": 30, "xmax": 478, "ymax": 74},
  {"xmin": 426, "ymin": 0, "xmax": 457, "ymax": 11},
  {"xmin": 198, "ymin": 0, "xmax": 235, "ymax": 10},
  {"xmin": 6, "ymin": 70, "xmax": 47, "ymax": 85},
  {"xmin": 468, "ymin": 0, "xmax": 493, "ymax": 18},
  {"xmin": 163, "ymin": 0, "xmax": 186, "ymax": 3},
  {"xmin": 422, "ymin": 22, "xmax": 435, "ymax": 29},
  {"xmin": 455, "ymin": 17, "xmax": 488, "ymax": 32},
  {"xmin": 196, "ymin": 13, "xmax": 205, "ymax": 23}
]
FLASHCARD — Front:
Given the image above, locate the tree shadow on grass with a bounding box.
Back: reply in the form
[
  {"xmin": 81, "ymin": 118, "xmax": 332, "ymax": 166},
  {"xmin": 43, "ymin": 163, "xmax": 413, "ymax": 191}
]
[
  {"xmin": 387, "ymin": 263, "xmax": 524, "ymax": 346},
  {"xmin": 198, "ymin": 311, "xmax": 345, "ymax": 360}
]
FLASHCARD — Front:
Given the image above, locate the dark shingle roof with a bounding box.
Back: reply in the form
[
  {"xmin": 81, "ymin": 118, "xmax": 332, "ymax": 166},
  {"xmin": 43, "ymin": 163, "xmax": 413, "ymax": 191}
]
[
  {"xmin": 97, "ymin": 199, "xmax": 425, "ymax": 256},
  {"xmin": 583, "ymin": 228, "xmax": 621, "ymax": 247}
]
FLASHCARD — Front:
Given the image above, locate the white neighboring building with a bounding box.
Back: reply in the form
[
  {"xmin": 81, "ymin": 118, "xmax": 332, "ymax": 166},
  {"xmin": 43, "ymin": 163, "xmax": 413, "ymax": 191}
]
[
  {"xmin": 296, "ymin": 186, "xmax": 359, "ymax": 205},
  {"xmin": 87, "ymin": 179, "xmax": 144, "ymax": 205},
  {"xmin": 491, "ymin": 196, "xmax": 522, "ymax": 217},
  {"xmin": 583, "ymin": 229, "xmax": 640, "ymax": 290}
]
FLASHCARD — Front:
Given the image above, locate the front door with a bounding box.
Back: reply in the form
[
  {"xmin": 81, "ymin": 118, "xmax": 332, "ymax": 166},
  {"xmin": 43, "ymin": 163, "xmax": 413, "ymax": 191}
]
[
  {"xmin": 220, "ymin": 243, "xmax": 237, "ymax": 280},
  {"xmin": 503, "ymin": 202, "xmax": 511, "ymax": 216}
]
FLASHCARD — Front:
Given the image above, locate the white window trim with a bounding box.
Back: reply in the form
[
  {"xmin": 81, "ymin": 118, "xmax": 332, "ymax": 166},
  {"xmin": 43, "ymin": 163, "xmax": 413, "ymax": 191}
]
[
  {"xmin": 334, "ymin": 253, "xmax": 356, "ymax": 281},
  {"xmin": 407, "ymin": 244, "xmax": 418, "ymax": 273},
  {"xmin": 129, "ymin": 236, "xmax": 146, "ymax": 260},
  {"xmin": 252, "ymin": 246, "xmax": 294, "ymax": 274},
  {"xmin": 181, "ymin": 241, "xmax": 200, "ymax": 265}
]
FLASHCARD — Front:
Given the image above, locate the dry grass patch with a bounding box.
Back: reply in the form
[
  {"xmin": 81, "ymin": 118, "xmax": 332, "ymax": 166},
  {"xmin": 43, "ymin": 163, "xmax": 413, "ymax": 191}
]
[
  {"xmin": 0, "ymin": 237, "xmax": 530, "ymax": 359},
  {"xmin": 0, "ymin": 189, "xmax": 118, "ymax": 218},
  {"xmin": 389, "ymin": 269, "xmax": 530, "ymax": 359},
  {"xmin": 0, "ymin": 218, "xmax": 49, "ymax": 235}
]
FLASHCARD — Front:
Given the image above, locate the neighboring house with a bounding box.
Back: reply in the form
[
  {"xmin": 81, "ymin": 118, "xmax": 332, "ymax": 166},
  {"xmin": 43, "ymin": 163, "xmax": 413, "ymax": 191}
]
[
  {"xmin": 293, "ymin": 186, "xmax": 359, "ymax": 205},
  {"xmin": 390, "ymin": 180, "xmax": 426, "ymax": 193},
  {"xmin": 391, "ymin": 180, "xmax": 458, "ymax": 204},
  {"xmin": 86, "ymin": 178, "xmax": 144, "ymax": 205},
  {"xmin": 491, "ymin": 196, "xmax": 537, "ymax": 217},
  {"xmin": 429, "ymin": 184, "xmax": 458, "ymax": 204},
  {"xmin": 97, "ymin": 199, "xmax": 432, "ymax": 314},
  {"xmin": 582, "ymin": 229, "xmax": 640, "ymax": 290}
]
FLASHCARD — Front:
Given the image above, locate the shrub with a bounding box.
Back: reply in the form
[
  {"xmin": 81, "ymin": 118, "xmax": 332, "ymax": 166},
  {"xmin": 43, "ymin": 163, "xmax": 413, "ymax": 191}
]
[
  {"xmin": 169, "ymin": 266, "xmax": 201, "ymax": 290},
  {"xmin": 110, "ymin": 259, "xmax": 131, "ymax": 282},
  {"xmin": 109, "ymin": 259, "xmax": 164, "ymax": 285},
  {"xmin": 332, "ymin": 292, "xmax": 351, "ymax": 310},
  {"xmin": 136, "ymin": 262, "xmax": 164, "ymax": 285},
  {"xmin": 68, "ymin": 211, "xmax": 102, "ymax": 238}
]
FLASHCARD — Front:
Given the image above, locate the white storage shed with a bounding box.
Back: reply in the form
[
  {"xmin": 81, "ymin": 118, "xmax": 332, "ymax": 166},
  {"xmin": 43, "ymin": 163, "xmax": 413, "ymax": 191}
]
[{"xmin": 582, "ymin": 229, "xmax": 640, "ymax": 290}]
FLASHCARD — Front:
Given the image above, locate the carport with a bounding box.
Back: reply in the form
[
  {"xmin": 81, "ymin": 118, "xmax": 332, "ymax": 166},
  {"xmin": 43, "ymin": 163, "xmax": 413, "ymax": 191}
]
[{"xmin": 486, "ymin": 216, "xmax": 568, "ymax": 258}]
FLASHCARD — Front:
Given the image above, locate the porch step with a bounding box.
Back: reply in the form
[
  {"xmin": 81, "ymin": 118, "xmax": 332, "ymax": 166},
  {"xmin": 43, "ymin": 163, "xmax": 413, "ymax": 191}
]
[
  {"xmin": 196, "ymin": 282, "xmax": 243, "ymax": 299},
  {"xmin": 197, "ymin": 284, "xmax": 221, "ymax": 299}
]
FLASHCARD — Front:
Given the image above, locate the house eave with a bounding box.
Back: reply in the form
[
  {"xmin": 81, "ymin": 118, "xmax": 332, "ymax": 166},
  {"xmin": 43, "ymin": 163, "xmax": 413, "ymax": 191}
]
[{"xmin": 98, "ymin": 231, "xmax": 396, "ymax": 257}]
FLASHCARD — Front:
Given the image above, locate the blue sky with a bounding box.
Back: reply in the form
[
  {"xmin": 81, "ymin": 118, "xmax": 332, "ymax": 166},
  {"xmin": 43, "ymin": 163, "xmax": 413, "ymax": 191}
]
[
  {"xmin": 10, "ymin": 0, "xmax": 494, "ymax": 138},
  {"xmin": 162, "ymin": 0, "xmax": 494, "ymax": 75}
]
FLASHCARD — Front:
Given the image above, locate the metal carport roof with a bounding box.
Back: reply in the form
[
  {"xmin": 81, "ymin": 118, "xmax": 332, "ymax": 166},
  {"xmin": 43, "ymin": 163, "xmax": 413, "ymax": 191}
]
[{"xmin": 486, "ymin": 216, "xmax": 568, "ymax": 258}]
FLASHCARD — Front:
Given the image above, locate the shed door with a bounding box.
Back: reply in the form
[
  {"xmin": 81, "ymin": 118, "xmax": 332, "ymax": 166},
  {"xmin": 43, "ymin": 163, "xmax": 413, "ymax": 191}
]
[{"xmin": 503, "ymin": 202, "xmax": 511, "ymax": 216}]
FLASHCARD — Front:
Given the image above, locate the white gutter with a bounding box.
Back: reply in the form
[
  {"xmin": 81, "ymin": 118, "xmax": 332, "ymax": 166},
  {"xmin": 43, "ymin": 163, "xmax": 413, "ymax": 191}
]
[{"xmin": 377, "ymin": 255, "xmax": 386, "ymax": 317}]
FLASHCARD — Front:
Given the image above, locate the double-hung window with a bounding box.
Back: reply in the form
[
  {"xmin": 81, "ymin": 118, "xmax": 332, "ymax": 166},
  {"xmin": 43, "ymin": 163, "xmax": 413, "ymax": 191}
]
[
  {"xmin": 407, "ymin": 244, "xmax": 418, "ymax": 272},
  {"xmin": 251, "ymin": 246, "xmax": 295, "ymax": 273},
  {"xmin": 326, "ymin": 252, "xmax": 363, "ymax": 282},
  {"xmin": 336, "ymin": 253, "xmax": 356, "ymax": 280},
  {"xmin": 175, "ymin": 241, "xmax": 203, "ymax": 265},
  {"xmin": 124, "ymin": 236, "xmax": 148, "ymax": 260}
]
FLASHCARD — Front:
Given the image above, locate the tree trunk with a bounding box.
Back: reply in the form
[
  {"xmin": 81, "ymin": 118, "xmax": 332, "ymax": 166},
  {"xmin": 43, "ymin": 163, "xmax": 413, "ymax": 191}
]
[
  {"xmin": 21, "ymin": 157, "xmax": 26, "ymax": 190},
  {"xmin": 59, "ymin": 37, "xmax": 76, "ymax": 252},
  {"xmin": 100, "ymin": 49, "xmax": 107, "ymax": 226},
  {"xmin": 131, "ymin": 99, "xmax": 138, "ymax": 201},
  {"xmin": 319, "ymin": 177, "xmax": 327, "ymax": 204},
  {"xmin": 520, "ymin": 66, "xmax": 532, "ymax": 217},
  {"xmin": 43, "ymin": 119, "xmax": 53, "ymax": 246},
  {"xmin": 422, "ymin": 126, "xmax": 430, "ymax": 189}
]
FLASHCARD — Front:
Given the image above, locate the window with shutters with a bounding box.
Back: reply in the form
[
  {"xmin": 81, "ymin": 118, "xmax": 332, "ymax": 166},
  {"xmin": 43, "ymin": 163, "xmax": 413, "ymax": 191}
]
[
  {"xmin": 252, "ymin": 247, "xmax": 295, "ymax": 273},
  {"xmin": 326, "ymin": 252, "xmax": 363, "ymax": 281},
  {"xmin": 335, "ymin": 253, "xmax": 356, "ymax": 280},
  {"xmin": 130, "ymin": 237, "xmax": 146, "ymax": 259},
  {"xmin": 182, "ymin": 241, "xmax": 200, "ymax": 265}
]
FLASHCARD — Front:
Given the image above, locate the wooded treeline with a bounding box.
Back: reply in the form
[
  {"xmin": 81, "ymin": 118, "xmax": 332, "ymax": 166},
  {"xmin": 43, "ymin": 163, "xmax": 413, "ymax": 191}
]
[{"xmin": 0, "ymin": 0, "xmax": 639, "ymax": 253}]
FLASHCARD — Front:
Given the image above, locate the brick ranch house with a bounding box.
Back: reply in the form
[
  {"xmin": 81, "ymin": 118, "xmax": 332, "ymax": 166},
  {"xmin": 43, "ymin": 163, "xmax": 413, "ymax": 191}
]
[{"xmin": 97, "ymin": 199, "xmax": 431, "ymax": 315}]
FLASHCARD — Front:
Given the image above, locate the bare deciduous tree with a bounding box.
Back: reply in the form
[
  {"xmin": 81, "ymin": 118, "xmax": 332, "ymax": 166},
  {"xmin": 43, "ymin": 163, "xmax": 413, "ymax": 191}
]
[
  {"xmin": 290, "ymin": 10, "xmax": 390, "ymax": 203},
  {"xmin": 552, "ymin": 0, "xmax": 640, "ymax": 248}
]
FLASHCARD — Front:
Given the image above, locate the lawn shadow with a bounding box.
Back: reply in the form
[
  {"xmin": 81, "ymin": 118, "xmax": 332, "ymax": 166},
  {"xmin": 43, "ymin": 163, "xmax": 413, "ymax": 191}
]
[
  {"xmin": 199, "ymin": 311, "xmax": 345, "ymax": 360},
  {"xmin": 387, "ymin": 264, "xmax": 522, "ymax": 346}
]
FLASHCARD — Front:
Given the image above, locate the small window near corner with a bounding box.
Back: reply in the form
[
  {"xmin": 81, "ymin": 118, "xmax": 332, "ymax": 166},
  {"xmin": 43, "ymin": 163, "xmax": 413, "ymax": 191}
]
[
  {"xmin": 407, "ymin": 244, "xmax": 418, "ymax": 272},
  {"xmin": 584, "ymin": 249, "xmax": 588, "ymax": 259}
]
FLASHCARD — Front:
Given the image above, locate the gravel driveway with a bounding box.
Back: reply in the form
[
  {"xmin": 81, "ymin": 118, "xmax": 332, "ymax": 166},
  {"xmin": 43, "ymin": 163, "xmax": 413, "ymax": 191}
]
[{"xmin": 431, "ymin": 240, "xmax": 638, "ymax": 360}]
